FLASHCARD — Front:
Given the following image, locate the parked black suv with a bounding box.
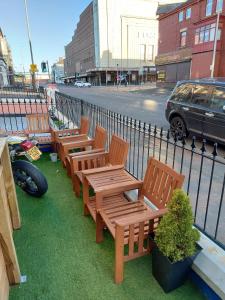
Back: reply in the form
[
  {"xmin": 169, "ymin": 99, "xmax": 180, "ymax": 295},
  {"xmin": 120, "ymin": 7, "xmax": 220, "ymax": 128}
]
[{"xmin": 165, "ymin": 79, "xmax": 225, "ymax": 145}]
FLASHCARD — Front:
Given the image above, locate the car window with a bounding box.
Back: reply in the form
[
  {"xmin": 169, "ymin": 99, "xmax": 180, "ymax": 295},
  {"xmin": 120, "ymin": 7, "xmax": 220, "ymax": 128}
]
[
  {"xmin": 191, "ymin": 84, "xmax": 212, "ymax": 107},
  {"xmin": 210, "ymin": 87, "xmax": 225, "ymax": 112},
  {"xmin": 170, "ymin": 83, "xmax": 193, "ymax": 103}
]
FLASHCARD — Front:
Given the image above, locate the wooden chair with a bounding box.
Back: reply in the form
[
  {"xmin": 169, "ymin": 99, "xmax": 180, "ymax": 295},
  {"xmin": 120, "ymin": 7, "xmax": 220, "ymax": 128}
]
[
  {"xmin": 52, "ymin": 116, "xmax": 89, "ymax": 151},
  {"xmin": 83, "ymin": 157, "xmax": 185, "ymax": 284},
  {"xmin": 71, "ymin": 135, "xmax": 129, "ymax": 197},
  {"xmin": 62, "ymin": 125, "xmax": 107, "ymax": 173},
  {"xmin": 26, "ymin": 113, "xmax": 52, "ymax": 143}
]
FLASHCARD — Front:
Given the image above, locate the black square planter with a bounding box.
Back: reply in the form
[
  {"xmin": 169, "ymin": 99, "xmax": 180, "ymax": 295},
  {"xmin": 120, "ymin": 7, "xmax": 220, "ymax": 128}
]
[{"xmin": 152, "ymin": 244, "xmax": 201, "ymax": 293}]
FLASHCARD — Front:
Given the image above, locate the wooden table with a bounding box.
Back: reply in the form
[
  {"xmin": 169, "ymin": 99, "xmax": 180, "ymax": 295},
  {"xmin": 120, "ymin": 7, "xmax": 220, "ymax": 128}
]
[{"xmin": 83, "ymin": 166, "xmax": 142, "ymax": 221}]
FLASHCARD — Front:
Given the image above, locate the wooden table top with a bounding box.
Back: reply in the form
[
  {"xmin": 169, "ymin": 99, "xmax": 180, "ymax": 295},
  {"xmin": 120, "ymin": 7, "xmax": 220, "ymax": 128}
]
[{"xmin": 86, "ymin": 168, "xmax": 139, "ymax": 192}]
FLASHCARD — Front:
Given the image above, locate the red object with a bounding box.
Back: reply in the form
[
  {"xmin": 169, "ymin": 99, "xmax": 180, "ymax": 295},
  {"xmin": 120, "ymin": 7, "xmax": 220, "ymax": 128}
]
[
  {"xmin": 20, "ymin": 140, "xmax": 34, "ymax": 151},
  {"xmin": 157, "ymin": 0, "xmax": 225, "ymax": 80}
]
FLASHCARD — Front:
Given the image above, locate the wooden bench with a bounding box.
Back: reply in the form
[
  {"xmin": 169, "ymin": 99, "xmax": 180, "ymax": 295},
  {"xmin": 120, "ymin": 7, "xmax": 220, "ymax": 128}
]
[
  {"xmin": 63, "ymin": 125, "xmax": 107, "ymax": 176},
  {"xmin": 70, "ymin": 134, "xmax": 129, "ymax": 197},
  {"xmin": 82, "ymin": 157, "xmax": 184, "ymax": 283}
]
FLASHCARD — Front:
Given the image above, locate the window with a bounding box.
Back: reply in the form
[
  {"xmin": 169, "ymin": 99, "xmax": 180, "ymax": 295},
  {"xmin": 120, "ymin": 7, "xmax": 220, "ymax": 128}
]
[
  {"xmin": 140, "ymin": 44, "xmax": 146, "ymax": 61},
  {"xmin": 210, "ymin": 23, "xmax": 216, "ymax": 41},
  {"xmin": 206, "ymin": 0, "xmax": 213, "ymax": 16},
  {"xmin": 170, "ymin": 84, "xmax": 193, "ymax": 102},
  {"xmin": 211, "ymin": 87, "xmax": 225, "ymax": 111},
  {"xmin": 191, "ymin": 85, "xmax": 212, "ymax": 107},
  {"xmin": 146, "ymin": 45, "xmax": 154, "ymax": 61},
  {"xmin": 179, "ymin": 11, "xmax": 184, "ymax": 22},
  {"xmin": 180, "ymin": 31, "xmax": 187, "ymax": 47},
  {"xmin": 195, "ymin": 23, "xmax": 218, "ymax": 44},
  {"xmin": 186, "ymin": 7, "xmax": 191, "ymax": 19},
  {"xmin": 216, "ymin": 0, "xmax": 223, "ymax": 12}
]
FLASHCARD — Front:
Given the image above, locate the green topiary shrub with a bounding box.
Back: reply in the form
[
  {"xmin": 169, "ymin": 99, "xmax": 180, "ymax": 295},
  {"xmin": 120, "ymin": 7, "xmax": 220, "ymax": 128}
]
[{"xmin": 155, "ymin": 189, "xmax": 200, "ymax": 263}]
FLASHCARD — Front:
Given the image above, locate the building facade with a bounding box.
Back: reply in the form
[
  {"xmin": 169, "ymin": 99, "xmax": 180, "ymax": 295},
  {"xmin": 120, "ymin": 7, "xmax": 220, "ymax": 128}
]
[
  {"xmin": 156, "ymin": 0, "xmax": 225, "ymax": 83},
  {"xmin": 51, "ymin": 57, "xmax": 65, "ymax": 83},
  {"xmin": 0, "ymin": 58, "xmax": 9, "ymax": 87},
  {"xmin": 64, "ymin": 0, "xmax": 185, "ymax": 84},
  {"xmin": 0, "ymin": 28, "xmax": 14, "ymax": 85}
]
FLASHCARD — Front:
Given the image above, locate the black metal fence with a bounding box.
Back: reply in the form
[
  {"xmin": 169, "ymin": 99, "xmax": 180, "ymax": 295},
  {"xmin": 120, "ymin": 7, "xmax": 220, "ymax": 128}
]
[
  {"xmin": 0, "ymin": 86, "xmax": 46, "ymax": 99},
  {"xmin": 54, "ymin": 91, "xmax": 225, "ymax": 250},
  {"xmin": 0, "ymin": 88, "xmax": 225, "ymax": 250}
]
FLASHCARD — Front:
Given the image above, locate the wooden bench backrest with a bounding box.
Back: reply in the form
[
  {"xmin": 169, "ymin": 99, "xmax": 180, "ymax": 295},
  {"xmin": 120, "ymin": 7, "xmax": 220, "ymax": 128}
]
[
  {"xmin": 108, "ymin": 135, "xmax": 129, "ymax": 166},
  {"xmin": 80, "ymin": 116, "xmax": 89, "ymax": 135},
  {"xmin": 142, "ymin": 157, "xmax": 185, "ymax": 209},
  {"xmin": 93, "ymin": 126, "xmax": 107, "ymax": 149},
  {"xmin": 26, "ymin": 114, "xmax": 50, "ymax": 133}
]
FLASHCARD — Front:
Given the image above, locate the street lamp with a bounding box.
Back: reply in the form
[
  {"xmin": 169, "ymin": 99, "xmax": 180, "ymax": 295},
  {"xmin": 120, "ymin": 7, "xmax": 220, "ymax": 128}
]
[{"xmin": 24, "ymin": 0, "xmax": 36, "ymax": 89}]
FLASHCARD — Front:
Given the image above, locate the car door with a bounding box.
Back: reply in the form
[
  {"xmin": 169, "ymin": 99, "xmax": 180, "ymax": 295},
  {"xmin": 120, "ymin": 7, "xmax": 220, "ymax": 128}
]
[
  {"xmin": 187, "ymin": 84, "xmax": 213, "ymax": 136},
  {"xmin": 202, "ymin": 86, "xmax": 225, "ymax": 144}
]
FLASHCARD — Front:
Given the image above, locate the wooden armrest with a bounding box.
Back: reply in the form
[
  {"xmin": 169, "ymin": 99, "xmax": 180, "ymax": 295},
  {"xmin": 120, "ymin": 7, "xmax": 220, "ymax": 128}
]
[
  {"xmin": 73, "ymin": 151, "xmax": 108, "ymax": 162},
  {"xmin": 53, "ymin": 128, "xmax": 80, "ymax": 136},
  {"xmin": 96, "ymin": 180, "xmax": 143, "ymax": 194},
  {"xmin": 69, "ymin": 148, "xmax": 105, "ymax": 158},
  {"xmin": 115, "ymin": 209, "xmax": 168, "ymax": 227},
  {"xmin": 82, "ymin": 164, "xmax": 124, "ymax": 176},
  {"xmin": 62, "ymin": 139, "xmax": 94, "ymax": 150},
  {"xmin": 57, "ymin": 134, "xmax": 87, "ymax": 143}
]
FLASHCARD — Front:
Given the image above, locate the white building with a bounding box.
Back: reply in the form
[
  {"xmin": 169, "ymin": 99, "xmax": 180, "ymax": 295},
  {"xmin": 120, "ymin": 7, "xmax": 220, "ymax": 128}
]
[
  {"xmin": 51, "ymin": 57, "xmax": 64, "ymax": 84},
  {"xmin": 0, "ymin": 58, "xmax": 9, "ymax": 87},
  {"xmin": 65, "ymin": 0, "xmax": 186, "ymax": 84}
]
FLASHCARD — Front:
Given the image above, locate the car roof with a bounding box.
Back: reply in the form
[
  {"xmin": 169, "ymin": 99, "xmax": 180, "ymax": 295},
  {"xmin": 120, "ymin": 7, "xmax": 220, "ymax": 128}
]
[{"xmin": 177, "ymin": 78, "xmax": 225, "ymax": 87}]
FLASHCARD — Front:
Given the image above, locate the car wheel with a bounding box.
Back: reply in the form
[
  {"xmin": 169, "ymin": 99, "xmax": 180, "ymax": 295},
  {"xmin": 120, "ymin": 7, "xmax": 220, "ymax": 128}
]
[{"xmin": 170, "ymin": 116, "xmax": 188, "ymax": 140}]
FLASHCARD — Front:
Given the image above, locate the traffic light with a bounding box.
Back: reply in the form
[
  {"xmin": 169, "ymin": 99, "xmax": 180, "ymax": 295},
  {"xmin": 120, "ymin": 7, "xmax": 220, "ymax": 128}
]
[{"xmin": 41, "ymin": 62, "xmax": 47, "ymax": 72}]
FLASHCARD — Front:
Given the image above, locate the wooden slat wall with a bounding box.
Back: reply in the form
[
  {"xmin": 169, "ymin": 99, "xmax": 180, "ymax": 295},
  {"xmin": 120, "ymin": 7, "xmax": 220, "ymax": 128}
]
[
  {"xmin": 0, "ymin": 138, "xmax": 21, "ymax": 299},
  {"xmin": 0, "ymin": 245, "xmax": 9, "ymax": 300}
]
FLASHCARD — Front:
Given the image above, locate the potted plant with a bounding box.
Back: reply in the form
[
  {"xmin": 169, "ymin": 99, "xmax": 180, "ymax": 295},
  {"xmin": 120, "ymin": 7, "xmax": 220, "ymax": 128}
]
[{"xmin": 152, "ymin": 189, "xmax": 201, "ymax": 293}]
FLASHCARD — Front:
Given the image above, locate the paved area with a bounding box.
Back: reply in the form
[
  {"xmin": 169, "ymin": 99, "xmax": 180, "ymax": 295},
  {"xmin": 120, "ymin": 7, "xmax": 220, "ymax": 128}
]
[{"xmin": 59, "ymin": 85, "xmax": 172, "ymax": 128}]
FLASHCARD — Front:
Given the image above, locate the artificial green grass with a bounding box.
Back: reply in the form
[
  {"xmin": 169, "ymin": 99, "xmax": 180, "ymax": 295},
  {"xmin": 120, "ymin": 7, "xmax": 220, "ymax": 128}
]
[{"xmin": 9, "ymin": 155, "xmax": 205, "ymax": 300}]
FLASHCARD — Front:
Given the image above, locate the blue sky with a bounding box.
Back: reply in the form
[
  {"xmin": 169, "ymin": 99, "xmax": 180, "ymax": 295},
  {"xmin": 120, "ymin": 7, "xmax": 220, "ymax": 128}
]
[{"xmin": 0, "ymin": 0, "xmax": 91, "ymax": 73}]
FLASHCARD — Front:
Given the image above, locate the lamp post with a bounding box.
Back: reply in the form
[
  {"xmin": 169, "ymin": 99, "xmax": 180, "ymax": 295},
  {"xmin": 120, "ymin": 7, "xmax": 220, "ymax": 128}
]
[{"xmin": 24, "ymin": 0, "xmax": 36, "ymax": 89}]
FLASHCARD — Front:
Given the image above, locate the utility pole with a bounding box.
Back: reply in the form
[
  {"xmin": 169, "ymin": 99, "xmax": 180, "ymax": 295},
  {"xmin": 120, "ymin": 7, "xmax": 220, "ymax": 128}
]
[
  {"xmin": 211, "ymin": 12, "xmax": 220, "ymax": 78},
  {"xmin": 24, "ymin": 0, "xmax": 36, "ymax": 89}
]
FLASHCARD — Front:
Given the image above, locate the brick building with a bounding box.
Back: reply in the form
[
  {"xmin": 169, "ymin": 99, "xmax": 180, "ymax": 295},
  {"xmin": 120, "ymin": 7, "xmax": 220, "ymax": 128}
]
[{"xmin": 156, "ymin": 0, "xmax": 225, "ymax": 83}]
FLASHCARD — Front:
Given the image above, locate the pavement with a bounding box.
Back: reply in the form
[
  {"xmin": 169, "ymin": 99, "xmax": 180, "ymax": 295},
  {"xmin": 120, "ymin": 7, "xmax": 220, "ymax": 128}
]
[{"xmin": 59, "ymin": 84, "xmax": 172, "ymax": 128}]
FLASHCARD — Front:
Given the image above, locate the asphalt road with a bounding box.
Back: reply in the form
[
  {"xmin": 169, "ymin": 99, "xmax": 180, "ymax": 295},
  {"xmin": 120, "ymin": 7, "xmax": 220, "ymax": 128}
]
[{"xmin": 59, "ymin": 85, "xmax": 172, "ymax": 129}]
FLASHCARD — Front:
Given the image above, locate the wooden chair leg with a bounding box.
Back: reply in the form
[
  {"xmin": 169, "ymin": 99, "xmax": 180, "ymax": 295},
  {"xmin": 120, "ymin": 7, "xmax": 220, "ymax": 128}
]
[
  {"xmin": 65, "ymin": 159, "xmax": 71, "ymax": 177},
  {"xmin": 115, "ymin": 225, "xmax": 125, "ymax": 284},
  {"xmin": 96, "ymin": 212, "xmax": 104, "ymax": 243},
  {"xmin": 72, "ymin": 175, "xmax": 81, "ymax": 197},
  {"xmin": 83, "ymin": 177, "xmax": 90, "ymax": 216}
]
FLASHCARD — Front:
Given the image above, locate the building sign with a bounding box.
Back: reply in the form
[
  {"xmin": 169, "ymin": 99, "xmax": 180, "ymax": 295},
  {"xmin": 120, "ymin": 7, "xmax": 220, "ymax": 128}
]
[{"xmin": 157, "ymin": 70, "xmax": 166, "ymax": 80}]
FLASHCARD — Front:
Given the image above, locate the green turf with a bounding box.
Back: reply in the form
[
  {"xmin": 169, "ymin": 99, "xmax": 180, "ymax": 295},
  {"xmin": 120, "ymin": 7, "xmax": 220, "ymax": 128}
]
[{"xmin": 9, "ymin": 155, "xmax": 205, "ymax": 300}]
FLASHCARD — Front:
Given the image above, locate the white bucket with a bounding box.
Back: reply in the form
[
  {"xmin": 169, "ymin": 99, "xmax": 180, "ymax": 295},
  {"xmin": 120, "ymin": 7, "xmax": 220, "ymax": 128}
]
[{"xmin": 50, "ymin": 153, "xmax": 58, "ymax": 162}]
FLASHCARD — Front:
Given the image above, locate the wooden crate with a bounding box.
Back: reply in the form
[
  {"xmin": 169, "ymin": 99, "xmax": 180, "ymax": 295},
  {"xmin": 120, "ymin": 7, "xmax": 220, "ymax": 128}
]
[
  {"xmin": 0, "ymin": 245, "xmax": 9, "ymax": 300},
  {"xmin": 0, "ymin": 138, "xmax": 21, "ymax": 299}
]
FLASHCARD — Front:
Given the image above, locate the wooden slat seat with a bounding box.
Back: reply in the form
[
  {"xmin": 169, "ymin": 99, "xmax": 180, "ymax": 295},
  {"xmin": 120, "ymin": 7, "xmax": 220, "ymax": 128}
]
[
  {"xmin": 71, "ymin": 135, "xmax": 129, "ymax": 197},
  {"xmin": 26, "ymin": 113, "xmax": 52, "ymax": 144},
  {"xmin": 83, "ymin": 157, "xmax": 185, "ymax": 284}
]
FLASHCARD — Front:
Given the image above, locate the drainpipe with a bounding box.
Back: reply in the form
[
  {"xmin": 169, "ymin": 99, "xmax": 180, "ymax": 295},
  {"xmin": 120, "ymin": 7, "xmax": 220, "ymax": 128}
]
[{"xmin": 211, "ymin": 12, "xmax": 220, "ymax": 78}]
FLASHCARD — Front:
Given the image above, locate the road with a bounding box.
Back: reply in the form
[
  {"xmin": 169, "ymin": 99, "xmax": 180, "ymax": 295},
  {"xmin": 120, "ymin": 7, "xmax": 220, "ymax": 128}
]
[{"xmin": 59, "ymin": 85, "xmax": 171, "ymax": 128}]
